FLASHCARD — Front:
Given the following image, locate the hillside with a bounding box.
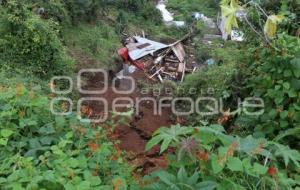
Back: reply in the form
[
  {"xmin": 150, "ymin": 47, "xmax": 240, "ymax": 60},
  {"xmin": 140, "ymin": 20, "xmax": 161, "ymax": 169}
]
[{"xmin": 0, "ymin": 0, "xmax": 300, "ymax": 189}]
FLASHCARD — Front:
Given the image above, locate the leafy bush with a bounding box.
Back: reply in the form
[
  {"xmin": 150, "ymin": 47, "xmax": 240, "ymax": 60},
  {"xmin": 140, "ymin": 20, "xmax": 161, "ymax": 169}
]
[
  {"xmin": 64, "ymin": 0, "xmax": 100, "ymax": 24},
  {"xmin": 168, "ymin": 0, "xmax": 220, "ymax": 20},
  {"xmin": 144, "ymin": 124, "xmax": 300, "ymax": 189},
  {"xmin": 0, "ymin": 84, "xmax": 139, "ymax": 189},
  {"xmin": 180, "ymin": 42, "xmax": 244, "ymax": 97},
  {"xmin": 237, "ymin": 34, "xmax": 300, "ymax": 144},
  {"xmin": 0, "ymin": 0, "xmax": 73, "ymax": 78},
  {"xmin": 176, "ymin": 42, "xmax": 248, "ymax": 124},
  {"xmin": 25, "ymin": 0, "xmax": 70, "ymax": 23}
]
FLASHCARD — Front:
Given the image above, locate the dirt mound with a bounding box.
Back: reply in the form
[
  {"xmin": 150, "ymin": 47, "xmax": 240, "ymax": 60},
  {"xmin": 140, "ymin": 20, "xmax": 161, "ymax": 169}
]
[{"xmin": 81, "ymin": 69, "xmax": 175, "ymax": 174}]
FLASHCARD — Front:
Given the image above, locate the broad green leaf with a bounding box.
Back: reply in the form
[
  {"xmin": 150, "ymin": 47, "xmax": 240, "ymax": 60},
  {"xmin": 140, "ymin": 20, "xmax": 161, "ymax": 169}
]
[
  {"xmin": 273, "ymin": 143, "xmax": 300, "ymax": 167},
  {"xmin": 65, "ymin": 131, "xmax": 73, "ymax": 139},
  {"xmin": 29, "ymin": 138, "xmax": 41, "ymax": 149},
  {"xmin": 196, "ymin": 126, "xmax": 234, "ymax": 146},
  {"xmin": 218, "ymin": 179, "xmax": 243, "ymax": 190},
  {"xmin": 145, "ymin": 135, "xmax": 164, "ymax": 151},
  {"xmin": 238, "ymin": 135, "xmax": 266, "ymax": 154},
  {"xmin": 40, "ymin": 136, "xmax": 53, "ymax": 145},
  {"xmin": 227, "ymin": 157, "xmax": 243, "ymax": 172},
  {"xmin": 177, "ymin": 167, "xmax": 188, "ymax": 182},
  {"xmin": 211, "ymin": 154, "xmax": 225, "ymax": 174},
  {"xmin": 283, "ymin": 70, "xmax": 292, "ymax": 77},
  {"xmin": 43, "ymin": 170, "xmax": 55, "ymax": 181},
  {"xmin": 220, "ymin": 0, "xmax": 231, "ymax": 5},
  {"xmin": 77, "ymin": 181, "xmax": 91, "ymax": 190},
  {"xmin": 0, "ymin": 177, "xmax": 6, "ymax": 184},
  {"xmin": 55, "ymin": 116, "xmax": 65, "ymax": 128},
  {"xmin": 154, "ymin": 171, "xmax": 176, "ymax": 186},
  {"xmin": 283, "ymin": 82, "xmax": 290, "ymax": 90},
  {"xmin": 288, "ymin": 89, "xmax": 297, "ymax": 98},
  {"xmin": 196, "ymin": 181, "xmax": 218, "ymax": 190},
  {"xmin": 0, "ymin": 138, "xmax": 8, "ymax": 146},
  {"xmin": 146, "ymin": 125, "xmax": 192, "ymax": 153},
  {"xmin": 291, "ymin": 79, "xmax": 300, "ymax": 90},
  {"xmin": 0, "ymin": 129, "xmax": 14, "ymax": 138},
  {"xmin": 264, "ymin": 15, "xmax": 284, "ymax": 38},
  {"xmin": 221, "ymin": 1, "xmax": 241, "ymax": 33},
  {"xmin": 84, "ymin": 171, "xmax": 102, "ymax": 186},
  {"xmin": 275, "ymin": 127, "xmax": 300, "ymax": 142},
  {"xmin": 280, "ymin": 111, "xmax": 289, "ymax": 119},
  {"xmin": 252, "ymin": 163, "xmax": 268, "ymax": 175},
  {"xmin": 187, "ymin": 171, "xmax": 200, "ymax": 186},
  {"xmin": 160, "ymin": 138, "xmax": 172, "ymax": 154},
  {"xmin": 68, "ymin": 158, "xmax": 79, "ymax": 168},
  {"xmin": 291, "ymin": 58, "xmax": 300, "ymax": 69},
  {"xmin": 89, "ymin": 176, "xmax": 102, "ymax": 187}
]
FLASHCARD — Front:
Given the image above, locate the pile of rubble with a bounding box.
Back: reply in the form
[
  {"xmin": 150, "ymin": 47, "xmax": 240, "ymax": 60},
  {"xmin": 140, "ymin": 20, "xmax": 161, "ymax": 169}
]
[{"xmin": 118, "ymin": 36, "xmax": 197, "ymax": 83}]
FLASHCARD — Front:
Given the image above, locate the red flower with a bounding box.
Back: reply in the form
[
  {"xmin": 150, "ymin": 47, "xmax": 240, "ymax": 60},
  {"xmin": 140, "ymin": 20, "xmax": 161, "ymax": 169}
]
[{"xmin": 267, "ymin": 167, "xmax": 277, "ymax": 176}]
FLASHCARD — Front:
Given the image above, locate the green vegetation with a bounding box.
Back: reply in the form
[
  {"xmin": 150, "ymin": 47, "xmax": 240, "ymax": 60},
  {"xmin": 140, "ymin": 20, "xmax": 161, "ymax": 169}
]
[
  {"xmin": 63, "ymin": 23, "xmax": 121, "ymax": 68},
  {"xmin": 144, "ymin": 124, "xmax": 300, "ymax": 189},
  {"xmin": 168, "ymin": 0, "xmax": 219, "ymax": 19},
  {"xmin": 237, "ymin": 35, "xmax": 300, "ymax": 142},
  {"xmin": 0, "ymin": 1, "xmax": 73, "ymax": 78},
  {"xmin": 0, "ymin": 0, "xmax": 300, "ymax": 189},
  {"xmin": 0, "ymin": 85, "xmax": 138, "ymax": 189}
]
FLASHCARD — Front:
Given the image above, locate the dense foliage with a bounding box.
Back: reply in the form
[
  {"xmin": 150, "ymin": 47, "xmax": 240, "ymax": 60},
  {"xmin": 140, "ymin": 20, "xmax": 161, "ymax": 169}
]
[
  {"xmin": 144, "ymin": 0, "xmax": 300, "ymax": 189},
  {"xmin": 0, "ymin": 1, "xmax": 73, "ymax": 78},
  {"xmin": 145, "ymin": 124, "xmax": 300, "ymax": 189},
  {"xmin": 0, "ymin": 85, "xmax": 138, "ymax": 189},
  {"xmin": 0, "ymin": 0, "xmax": 299, "ymax": 189},
  {"xmin": 237, "ymin": 35, "xmax": 300, "ymax": 144}
]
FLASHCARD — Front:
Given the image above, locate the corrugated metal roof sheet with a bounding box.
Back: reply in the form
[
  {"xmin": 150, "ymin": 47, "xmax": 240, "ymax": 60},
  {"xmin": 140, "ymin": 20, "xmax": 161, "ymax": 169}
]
[{"xmin": 126, "ymin": 36, "xmax": 169, "ymax": 61}]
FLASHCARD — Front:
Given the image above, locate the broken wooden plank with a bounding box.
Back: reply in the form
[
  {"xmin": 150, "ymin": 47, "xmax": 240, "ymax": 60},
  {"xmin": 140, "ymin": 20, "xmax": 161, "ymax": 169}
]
[
  {"xmin": 165, "ymin": 66, "xmax": 177, "ymax": 72},
  {"xmin": 171, "ymin": 43, "xmax": 186, "ymax": 63},
  {"xmin": 181, "ymin": 61, "xmax": 186, "ymax": 82},
  {"xmin": 165, "ymin": 58, "xmax": 180, "ymax": 63},
  {"xmin": 150, "ymin": 67, "xmax": 164, "ymax": 79},
  {"xmin": 177, "ymin": 62, "xmax": 185, "ymax": 73}
]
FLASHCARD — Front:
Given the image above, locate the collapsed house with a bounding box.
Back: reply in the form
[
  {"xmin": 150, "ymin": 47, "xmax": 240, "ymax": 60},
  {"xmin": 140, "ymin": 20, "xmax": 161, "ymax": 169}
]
[{"xmin": 118, "ymin": 36, "xmax": 196, "ymax": 83}]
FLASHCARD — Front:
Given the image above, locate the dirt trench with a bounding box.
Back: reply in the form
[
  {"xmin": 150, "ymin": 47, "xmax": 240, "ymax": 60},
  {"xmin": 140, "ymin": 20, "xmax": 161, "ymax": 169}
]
[{"xmin": 80, "ymin": 68, "xmax": 175, "ymax": 174}]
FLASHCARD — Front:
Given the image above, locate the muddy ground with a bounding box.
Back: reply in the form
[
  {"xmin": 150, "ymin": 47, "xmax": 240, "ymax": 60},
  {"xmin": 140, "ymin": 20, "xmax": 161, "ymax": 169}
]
[{"xmin": 80, "ymin": 68, "xmax": 175, "ymax": 174}]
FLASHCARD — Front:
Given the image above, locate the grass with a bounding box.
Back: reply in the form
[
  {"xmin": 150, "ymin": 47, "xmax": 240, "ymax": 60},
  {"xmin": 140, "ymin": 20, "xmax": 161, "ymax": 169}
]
[
  {"xmin": 62, "ymin": 6, "xmax": 190, "ymax": 70},
  {"xmin": 168, "ymin": 0, "xmax": 220, "ymax": 19},
  {"xmin": 108, "ymin": 8, "xmax": 188, "ymax": 42},
  {"xmin": 180, "ymin": 40, "xmax": 247, "ymax": 98},
  {"xmin": 62, "ymin": 22, "xmax": 122, "ymax": 69}
]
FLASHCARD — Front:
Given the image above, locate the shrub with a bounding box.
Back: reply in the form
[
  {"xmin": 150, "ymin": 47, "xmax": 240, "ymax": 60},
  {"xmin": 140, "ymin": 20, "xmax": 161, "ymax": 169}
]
[
  {"xmin": 0, "ymin": 0, "xmax": 73, "ymax": 78},
  {"xmin": 168, "ymin": 0, "xmax": 220, "ymax": 19},
  {"xmin": 64, "ymin": 0, "xmax": 113, "ymax": 24},
  {"xmin": 176, "ymin": 42, "xmax": 248, "ymax": 124},
  {"xmin": 236, "ymin": 34, "xmax": 300, "ymax": 145},
  {"xmin": 26, "ymin": 0, "xmax": 70, "ymax": 23},
  {"xmin": 0, "ymin": 84, "xmax": 139, "ymax": 189},
  {"xmin": 144, "ymin": 124, "xmax": 300, "ymax": 189}
]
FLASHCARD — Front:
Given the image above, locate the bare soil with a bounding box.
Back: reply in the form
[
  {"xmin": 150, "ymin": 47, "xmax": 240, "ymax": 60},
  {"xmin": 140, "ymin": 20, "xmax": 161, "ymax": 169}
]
[{"xmin": 80, "ymin": 68, "xmax": 175, "ymax": 174}]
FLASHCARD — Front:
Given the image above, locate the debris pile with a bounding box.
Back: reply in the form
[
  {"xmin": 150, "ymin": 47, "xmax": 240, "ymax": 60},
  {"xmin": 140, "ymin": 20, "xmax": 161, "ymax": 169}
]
[{"xmin": 118, "ymin": 36, "xmax": 196, "ymax": 83}]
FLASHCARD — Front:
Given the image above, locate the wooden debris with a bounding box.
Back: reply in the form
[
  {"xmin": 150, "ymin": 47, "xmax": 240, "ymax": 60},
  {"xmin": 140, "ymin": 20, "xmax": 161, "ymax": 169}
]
[{"xmin": 120, "ymin": 35, "xmax": 193, "ymax": 83}]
